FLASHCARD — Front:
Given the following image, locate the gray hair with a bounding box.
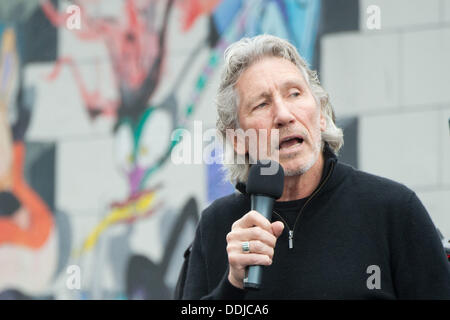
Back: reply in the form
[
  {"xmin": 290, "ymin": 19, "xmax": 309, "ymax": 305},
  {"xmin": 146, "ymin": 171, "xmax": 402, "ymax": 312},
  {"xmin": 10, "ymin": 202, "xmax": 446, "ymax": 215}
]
[{"xmin": 216, "ymin": 34, "xmax": 344, "ymax": 183}]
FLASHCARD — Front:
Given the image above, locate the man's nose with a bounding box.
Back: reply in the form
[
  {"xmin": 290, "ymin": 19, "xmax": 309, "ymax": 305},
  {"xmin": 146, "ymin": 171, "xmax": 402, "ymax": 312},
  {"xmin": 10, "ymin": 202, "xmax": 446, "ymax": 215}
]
[{"xmin": 273, "ymin": 97, "xmax": 295, "ymax": 128}]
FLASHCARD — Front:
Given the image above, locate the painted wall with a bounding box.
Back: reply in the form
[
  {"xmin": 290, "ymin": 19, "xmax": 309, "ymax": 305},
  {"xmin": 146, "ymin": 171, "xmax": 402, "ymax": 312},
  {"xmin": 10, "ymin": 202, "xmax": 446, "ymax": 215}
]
[
  {"xmin": 1, "ymin": 0, "xmax": 359, "ymax": 299},
  {"xmin": 5, "ymin": 0, "xmax": 445, "ymax": 300}
]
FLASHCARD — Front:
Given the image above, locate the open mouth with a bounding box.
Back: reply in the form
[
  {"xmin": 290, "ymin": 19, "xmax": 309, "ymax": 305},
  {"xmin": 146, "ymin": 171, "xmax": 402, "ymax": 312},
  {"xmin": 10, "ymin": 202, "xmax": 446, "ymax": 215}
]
[{"xmin": 278, "ymin": 135, "xmax": 304, "ymax": 150}]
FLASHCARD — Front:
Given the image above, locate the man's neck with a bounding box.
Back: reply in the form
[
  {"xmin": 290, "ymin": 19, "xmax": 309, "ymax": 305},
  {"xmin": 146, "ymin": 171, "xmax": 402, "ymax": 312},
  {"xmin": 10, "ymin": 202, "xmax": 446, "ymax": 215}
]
[{"xmin": 277, "ymin": 153, "xmax": 325, "ymax": 202}]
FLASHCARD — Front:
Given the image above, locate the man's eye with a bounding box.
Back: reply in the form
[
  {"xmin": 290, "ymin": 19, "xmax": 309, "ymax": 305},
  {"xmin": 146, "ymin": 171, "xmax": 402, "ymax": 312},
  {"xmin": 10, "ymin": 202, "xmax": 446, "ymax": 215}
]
[
  {"xmin": 290, "ymin": 91, "xmax": 301, "ymax": 97},
  {"xmin": 254, "ymin": 103, "xmax": 267, "ymax": 109}
]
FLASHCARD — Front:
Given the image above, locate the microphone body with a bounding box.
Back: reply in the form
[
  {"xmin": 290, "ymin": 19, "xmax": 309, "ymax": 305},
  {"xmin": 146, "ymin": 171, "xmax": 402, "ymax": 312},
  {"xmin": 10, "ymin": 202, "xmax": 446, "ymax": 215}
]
[
  {"xmin": 244, "ymin": 160, "xmax": 284, "ymax": 290},
  {"xmin": 244, "ymin": 194, "xmax": 276, "ymax": 289}
]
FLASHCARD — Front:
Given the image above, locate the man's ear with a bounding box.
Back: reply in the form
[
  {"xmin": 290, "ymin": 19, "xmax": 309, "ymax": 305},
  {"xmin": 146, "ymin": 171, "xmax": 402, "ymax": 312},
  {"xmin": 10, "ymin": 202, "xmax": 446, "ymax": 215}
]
[{"xmin": 319, "ymin": 111, "xmax": 327, "ymax": 132}]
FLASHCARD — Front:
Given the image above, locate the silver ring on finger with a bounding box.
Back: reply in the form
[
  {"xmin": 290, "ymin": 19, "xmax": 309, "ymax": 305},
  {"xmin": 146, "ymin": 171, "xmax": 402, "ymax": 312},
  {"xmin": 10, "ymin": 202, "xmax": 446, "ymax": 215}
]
[{"xmin": 242, "ymin": 241, "xmax": 250, "ymax": 253}]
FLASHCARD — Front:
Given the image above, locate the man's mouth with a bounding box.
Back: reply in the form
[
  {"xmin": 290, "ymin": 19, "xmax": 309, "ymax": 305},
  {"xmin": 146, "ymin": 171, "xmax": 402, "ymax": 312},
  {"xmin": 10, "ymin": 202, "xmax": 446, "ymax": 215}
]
[{"xmin": 278, "ymin": 135, "xmax": 304, "ymax": 150}]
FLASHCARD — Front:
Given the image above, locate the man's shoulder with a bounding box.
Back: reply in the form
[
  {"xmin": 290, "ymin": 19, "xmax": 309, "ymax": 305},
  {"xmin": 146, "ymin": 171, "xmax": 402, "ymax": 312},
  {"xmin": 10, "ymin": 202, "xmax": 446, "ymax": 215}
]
[
  {"xmin": 337, "ymin": 161, "xmax": 414, "ymax": 199},
  {"xmin": 335, "ymin": 162, "xmax": 427, "ymax": 224}
]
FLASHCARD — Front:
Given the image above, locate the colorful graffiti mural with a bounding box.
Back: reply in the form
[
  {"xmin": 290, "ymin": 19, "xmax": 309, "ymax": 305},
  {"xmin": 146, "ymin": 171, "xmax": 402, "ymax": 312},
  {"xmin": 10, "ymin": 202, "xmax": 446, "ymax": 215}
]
[
  {"xmin": 0, "ymin": 26, "xmax": 59, "ymax": 299},
  {"xmin": 0, "ymin": 0, "xmax": 360, "ymax": 299}
]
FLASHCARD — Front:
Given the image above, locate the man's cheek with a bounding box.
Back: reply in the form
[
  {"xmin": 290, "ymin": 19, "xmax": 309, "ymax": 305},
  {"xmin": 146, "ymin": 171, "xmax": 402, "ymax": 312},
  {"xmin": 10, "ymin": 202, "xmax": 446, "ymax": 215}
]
[{"xmin": 257, "ymin": 129, "xmax": 279, "ymax": 162}]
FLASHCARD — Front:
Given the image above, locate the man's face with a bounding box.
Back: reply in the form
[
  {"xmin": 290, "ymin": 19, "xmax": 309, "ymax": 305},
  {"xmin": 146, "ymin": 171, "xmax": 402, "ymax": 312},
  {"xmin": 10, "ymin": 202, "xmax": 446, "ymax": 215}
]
[{"xmin": 234, "ymin": 56, "xmax": 326, "ymax": 176}]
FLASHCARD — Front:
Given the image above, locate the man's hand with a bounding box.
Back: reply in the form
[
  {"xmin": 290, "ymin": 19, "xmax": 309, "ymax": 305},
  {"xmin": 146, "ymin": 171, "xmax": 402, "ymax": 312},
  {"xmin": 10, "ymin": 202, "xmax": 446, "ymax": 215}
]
[{"xmin": 226, "ymin": 210, "xmax": 284, "ymax": 289}]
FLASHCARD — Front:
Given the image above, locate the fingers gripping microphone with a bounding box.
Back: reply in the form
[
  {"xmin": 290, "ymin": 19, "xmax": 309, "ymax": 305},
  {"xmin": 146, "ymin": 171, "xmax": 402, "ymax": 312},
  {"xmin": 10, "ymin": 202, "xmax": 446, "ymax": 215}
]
[{"xmin": 244, "ymin": 160, "xmax": 284, "ymax": 290}]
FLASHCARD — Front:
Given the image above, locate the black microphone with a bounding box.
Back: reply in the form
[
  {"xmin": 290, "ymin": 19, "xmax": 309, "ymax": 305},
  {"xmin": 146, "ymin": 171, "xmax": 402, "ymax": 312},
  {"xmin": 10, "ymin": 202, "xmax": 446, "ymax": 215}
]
[{"xmin": 244, "ymin": 160, "xmax": 284, "ymax": 290}]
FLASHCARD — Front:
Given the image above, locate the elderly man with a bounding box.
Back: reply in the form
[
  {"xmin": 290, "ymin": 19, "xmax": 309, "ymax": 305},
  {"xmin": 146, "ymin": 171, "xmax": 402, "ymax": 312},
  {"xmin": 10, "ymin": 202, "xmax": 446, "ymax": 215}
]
[{"xmin": 181, "ymin": 35, "xmax": 450, "ymax": 299}]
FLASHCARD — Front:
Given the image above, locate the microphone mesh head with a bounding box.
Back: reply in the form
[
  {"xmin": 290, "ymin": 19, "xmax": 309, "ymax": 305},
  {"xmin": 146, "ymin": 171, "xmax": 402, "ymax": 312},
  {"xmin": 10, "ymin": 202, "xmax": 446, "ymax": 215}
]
[{"xmin": 246, "ymin": 160, "xmax": 284, "ymax": 199}]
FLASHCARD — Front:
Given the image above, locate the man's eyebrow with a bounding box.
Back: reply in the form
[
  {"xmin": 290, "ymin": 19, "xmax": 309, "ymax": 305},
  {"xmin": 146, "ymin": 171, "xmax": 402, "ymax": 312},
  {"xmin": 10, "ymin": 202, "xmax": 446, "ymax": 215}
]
[
  {"xmin": 280, "ymin": 79, "xmax": 304, "ymax": 90},
  {"xmin": 245, "ymin": 92, "xmax": 272, "ymax": 108},
  {"xmin": 245, "ymin": 79, "xmax": 305, "ymax": 107}
]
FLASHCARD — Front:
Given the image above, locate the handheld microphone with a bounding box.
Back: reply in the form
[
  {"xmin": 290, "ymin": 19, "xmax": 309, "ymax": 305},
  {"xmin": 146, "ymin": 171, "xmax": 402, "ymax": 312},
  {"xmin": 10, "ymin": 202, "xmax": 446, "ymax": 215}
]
[{"xmin": 244, "ymin": 160, "xmax": 284, "ymax": 290}]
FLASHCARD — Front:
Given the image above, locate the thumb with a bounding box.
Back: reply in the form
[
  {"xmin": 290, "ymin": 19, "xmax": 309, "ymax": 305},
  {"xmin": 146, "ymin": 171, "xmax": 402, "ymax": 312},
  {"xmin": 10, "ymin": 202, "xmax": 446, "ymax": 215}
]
[{"xmin": 271, "ymin": 221, "xmax": 284, "ymax": 238}]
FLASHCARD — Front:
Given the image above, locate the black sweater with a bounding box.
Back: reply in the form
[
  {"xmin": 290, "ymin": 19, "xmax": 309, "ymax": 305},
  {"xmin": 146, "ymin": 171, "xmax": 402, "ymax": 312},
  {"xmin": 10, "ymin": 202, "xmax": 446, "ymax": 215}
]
[{"xmin": 182, "ymin": 150, "xmax": 450, "ymax": 299}]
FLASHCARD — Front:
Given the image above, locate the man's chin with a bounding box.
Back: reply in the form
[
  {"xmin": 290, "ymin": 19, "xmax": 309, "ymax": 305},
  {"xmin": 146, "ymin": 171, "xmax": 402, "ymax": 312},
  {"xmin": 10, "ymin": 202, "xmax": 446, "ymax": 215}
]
[
  {"xmin": 279, "ymin": 155, "xmax": 317, "ymax": 177},
  {"xmin": 283, "ymin": 166, "xmax": 309, "ymax": 177}
]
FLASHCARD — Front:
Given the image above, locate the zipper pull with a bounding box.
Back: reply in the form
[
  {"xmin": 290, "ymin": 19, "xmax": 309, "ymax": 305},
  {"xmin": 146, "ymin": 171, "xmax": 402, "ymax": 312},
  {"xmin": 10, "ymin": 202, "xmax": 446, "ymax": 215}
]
[{"xmin": 288, "ymin": 230, "xmax": 294, "ymax": 249}]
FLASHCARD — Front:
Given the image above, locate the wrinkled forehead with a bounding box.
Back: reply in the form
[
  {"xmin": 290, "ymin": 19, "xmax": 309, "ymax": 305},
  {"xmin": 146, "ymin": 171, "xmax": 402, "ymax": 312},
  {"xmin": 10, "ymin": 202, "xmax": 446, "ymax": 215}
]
[
  {"xmin": 235, "ymin": 56, "xmax": 312, "ymax": 104},
  {"xmin": 238, "ymin": 55, "xmax": 308, "ymax": 83}
]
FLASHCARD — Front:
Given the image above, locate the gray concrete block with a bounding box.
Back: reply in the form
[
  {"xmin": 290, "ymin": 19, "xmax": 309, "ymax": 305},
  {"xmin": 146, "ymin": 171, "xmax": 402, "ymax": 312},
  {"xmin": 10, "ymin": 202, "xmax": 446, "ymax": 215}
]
[
  {"xmin": 443, "ymin": 0, "xmax": 450, "ymax": 23},
  {"xmin": 441, "ymin": 108, "xmax": 450, "ymax": 186},
  {"xmin": 416, "ymin": 189, "xmax": 450, "ymax": 237},
  {"xmin": 360, "ymin": 0, "xmax": 440, "ymax": 31},
  {"xmin": 359, "ymin": 110, "xmax": 440, "ymax": 189},
  {"xmin": 321, "ymin": 32, "xmax": 400, "ymax": 116},
  {"xmin": 401, "ymin": 28, "xmax": 450, "ymax": 106}
]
